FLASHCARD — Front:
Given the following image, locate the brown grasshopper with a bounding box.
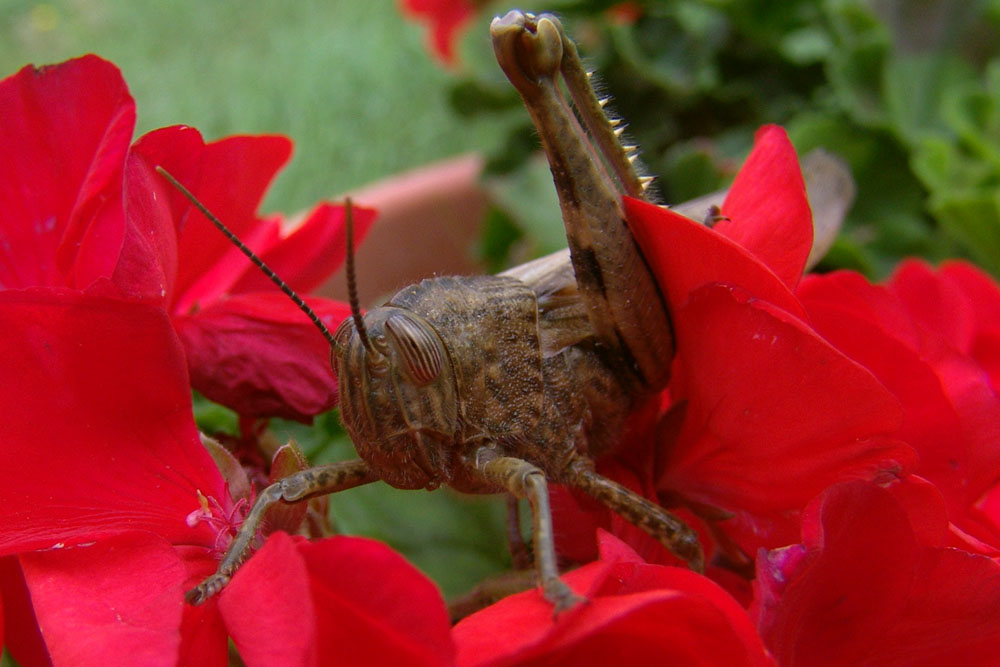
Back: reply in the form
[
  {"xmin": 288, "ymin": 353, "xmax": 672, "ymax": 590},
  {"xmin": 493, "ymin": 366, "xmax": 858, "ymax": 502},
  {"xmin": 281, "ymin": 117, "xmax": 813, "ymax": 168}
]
[{"xmin": 176, "ymin": 10, "xmax": 849, "ymax": 611}]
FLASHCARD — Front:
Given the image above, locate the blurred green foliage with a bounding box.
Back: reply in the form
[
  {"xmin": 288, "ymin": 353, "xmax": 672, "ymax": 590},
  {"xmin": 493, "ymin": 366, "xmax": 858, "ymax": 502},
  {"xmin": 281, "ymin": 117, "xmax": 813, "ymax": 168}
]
[{"xmin": 7, "ymin": 0, "xmax": 1000, "ymax": 610}]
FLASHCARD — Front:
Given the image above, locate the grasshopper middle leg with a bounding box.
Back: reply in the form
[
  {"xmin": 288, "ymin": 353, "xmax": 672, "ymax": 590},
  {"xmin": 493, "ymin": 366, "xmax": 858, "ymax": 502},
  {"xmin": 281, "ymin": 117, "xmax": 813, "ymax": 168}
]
[{"xmin": 475, "ymin": 447, "xmax": 584, "ymax": 612}]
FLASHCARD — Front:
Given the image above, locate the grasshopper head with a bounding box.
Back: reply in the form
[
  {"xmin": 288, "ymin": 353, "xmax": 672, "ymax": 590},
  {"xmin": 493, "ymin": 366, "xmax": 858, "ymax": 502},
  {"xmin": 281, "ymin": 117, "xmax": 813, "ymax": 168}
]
[{"xmin": 333, "ymin": 306, "xmax": 459, "ymax": 490}]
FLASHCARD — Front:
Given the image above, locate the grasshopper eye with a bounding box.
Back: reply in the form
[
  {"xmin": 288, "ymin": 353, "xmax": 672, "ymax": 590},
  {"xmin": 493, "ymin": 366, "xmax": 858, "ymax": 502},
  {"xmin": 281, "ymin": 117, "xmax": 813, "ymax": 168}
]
[{"xmin": 384, "ymin": 313, "xmax": 442, "ymax": 385}]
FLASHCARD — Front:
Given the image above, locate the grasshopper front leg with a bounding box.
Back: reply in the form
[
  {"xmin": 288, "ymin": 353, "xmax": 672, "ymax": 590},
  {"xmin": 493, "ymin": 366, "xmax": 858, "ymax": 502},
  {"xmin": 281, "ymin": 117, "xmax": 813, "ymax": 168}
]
[
  {"xmin": 491, "ymin": 11, "xmax": 674, "ymax": 393},
  {"xmin": 187, "ymin": 459, "xmax": 378, "ymax": 604}
]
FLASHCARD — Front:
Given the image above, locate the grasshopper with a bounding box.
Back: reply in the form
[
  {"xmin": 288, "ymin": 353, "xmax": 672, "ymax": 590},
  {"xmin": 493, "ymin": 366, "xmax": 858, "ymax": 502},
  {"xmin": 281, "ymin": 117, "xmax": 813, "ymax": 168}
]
[{"xmin": 179, "ymin": 10, "xmax": 848, "ymax": 611}]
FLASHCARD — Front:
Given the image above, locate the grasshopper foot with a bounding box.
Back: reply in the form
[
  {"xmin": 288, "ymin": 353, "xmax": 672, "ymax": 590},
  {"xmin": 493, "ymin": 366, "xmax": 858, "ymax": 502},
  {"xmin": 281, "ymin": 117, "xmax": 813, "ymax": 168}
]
[
  {"xmin": 185, "ymin": 573, "xmax": 230, "ymax": 605},
  {"xmin": 545, "ymin": 578, "xmax": 586, "ymax": 616}
]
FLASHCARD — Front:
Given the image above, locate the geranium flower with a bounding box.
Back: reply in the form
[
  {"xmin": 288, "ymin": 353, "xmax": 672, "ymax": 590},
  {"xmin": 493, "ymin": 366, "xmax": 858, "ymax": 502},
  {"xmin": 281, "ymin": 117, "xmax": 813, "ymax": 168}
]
[
  {"xmin": 798, "ymin": 260, "xmax": 1000, "ymax": 550},
  {"xmin": 1, "ymin": 55, "xmax": 375, "ymax": 421},
  {"xmin": 0, "ymin": 288, "xmax": 453, "ymax": 666},
  {"xmin": 753, "ymin": 479, "xmax": 1000, "ymax": 664},
  {"xmin": 399, "ymin": 0, "xmax": 477, "ymax": 65},
  {"xmin": 453, "ymin": 531, "xmax": 773, "ymax": 666},
  {"xmin": 564, "ymin": 126, "xmax": 917, "ymax": 565}
]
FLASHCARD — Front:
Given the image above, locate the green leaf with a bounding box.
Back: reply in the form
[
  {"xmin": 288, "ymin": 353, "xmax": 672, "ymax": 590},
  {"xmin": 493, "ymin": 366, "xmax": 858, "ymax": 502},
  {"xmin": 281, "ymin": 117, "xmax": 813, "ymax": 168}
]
[
  {"xmin": 823, "ymin": 0, "xmax": 892, "ymax": 127},
  {"xmin": 912, "ymin": 135, "xmax": 996, "ymax": 192},
  {"xmin": 789, "ymin": 111, "xmax": 938, "ymax": 275},
  {"xmin": 484, "ymin": 155, "xmax": 566, "ymax": 257},
  {"xmin": 931, "ymin": 190, "xmax": 1000, "ymax": 275},
  {"xmin": 192, "ymin": 392, "xmax": 239, "ymax": 436},
  {"xmin": 780, "ymin": 26, "xmax": 835, "ymax": 65},
  {"xmin": 477, "ymin": 206, "xmax": 525, "ymax": 273},
  {"xmin": 661, "ymin": 141, "xmax": 730, "ymax": 203},
  {"xmin": 883, "ymin": 53, "xmax": 976, "ymax": 144},
  {"xmin": 942, "ymin": 60, "xmax": 1000, "ymax": 169}
]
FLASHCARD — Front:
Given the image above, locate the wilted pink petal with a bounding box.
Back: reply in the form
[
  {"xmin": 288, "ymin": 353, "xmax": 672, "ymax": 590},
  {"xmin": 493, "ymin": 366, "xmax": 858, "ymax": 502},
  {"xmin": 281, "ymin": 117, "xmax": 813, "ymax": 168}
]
[{"xmin": 175, "ymin": 292, "xmax": 352, "ymax": 420}]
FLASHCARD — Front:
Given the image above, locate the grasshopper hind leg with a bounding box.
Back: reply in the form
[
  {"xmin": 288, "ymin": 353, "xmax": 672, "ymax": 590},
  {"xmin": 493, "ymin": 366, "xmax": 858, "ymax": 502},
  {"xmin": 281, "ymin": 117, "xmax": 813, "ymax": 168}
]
[{"xmin": 566, "ymin": 460, "xmax": 705, "ymax": 572}]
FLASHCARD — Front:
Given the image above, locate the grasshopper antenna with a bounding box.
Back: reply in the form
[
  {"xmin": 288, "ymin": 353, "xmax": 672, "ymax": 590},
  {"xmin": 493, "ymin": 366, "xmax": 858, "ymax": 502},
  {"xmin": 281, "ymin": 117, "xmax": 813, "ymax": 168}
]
[
  {"xmin": 155, "ymin": 166, "xmax": 346, "ymax": 357},
  {"xmin": 343, "ymin": 197, "xmax": 375, "ymax": 355}
]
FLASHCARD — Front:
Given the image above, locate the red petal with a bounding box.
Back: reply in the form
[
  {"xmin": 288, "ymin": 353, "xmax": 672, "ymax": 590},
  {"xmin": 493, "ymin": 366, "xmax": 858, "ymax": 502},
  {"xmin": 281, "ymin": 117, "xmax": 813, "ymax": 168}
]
[
  {"xmin": 660, "ymin": 284, "xmax": 914, "ymax": 543},
  {"xmin": 177, "ymin": 599, "xmax": 228, "ymax": 667},
  {"xmin": 889, "ymin": 260, "xmax": 976, "ymax": 350},
  {"xmin": 0, "ymin": 55, "xmax": 134, "ymax": 289},
  {"xmin": 454, "ymin": 547, "xmax": 772, "ymax": 667},
  {"xmin": 400, "ymin": 0, "xmax": 476, "ymax": 65},
  {"xmin": 0, "ymin": 556, "xmax": 51, "ymax": 667},
  {"xmin": 172, "ymin": 135, "xmax": 293, "ymax": 307},
  {"xmin": 942, "ymin": 260, "xmax": 1000, "ymax": 332},
  {"xmin": 299, "ymin": 536, "xmax": 454, "ymax": 666},
  {"xmin": 19, "ymin": 533, "xmax": 187, "ymax": 667},
  {"xmin": 0, "ymin": 289, "xmax": 225, "ymax": 554},
  {"xmin": 114, "ymin": 125, "xmax": 207, "ymax": 304},
  {"xmin": 175, "ymin": 546, "xmax": 229, "ymax": 667},
  {"xmin": 873, "ymin": 548, "xmax": 1000, "ymax": 664},
  {"xmin": 942, "ymin": 261, "xmax": 1000, "ymax": 386},
  {"xmin": 800, "ymin": 271, "xmax": 1000, "ymax": 528},
  {"xmin": 230, "ymin": 203, "xmax": 377, "ymax": 296},
  {"xmin": 219, "ymin": 532, "xmax": 316, "ymax": 667},
  {"xmin": 716, "ymin": 126, "xmax": 812, "ymax": 290},
  {"xmin": 175, "ymin": 292, "xmax": 350, "ymax": 420},
  {"xmin": 755, "ymin": 481, "xmax": 1000, "ymax": 665},
  {"xmin": 623, "ymin": 197, "xmax": 805, "ymax": 318}
]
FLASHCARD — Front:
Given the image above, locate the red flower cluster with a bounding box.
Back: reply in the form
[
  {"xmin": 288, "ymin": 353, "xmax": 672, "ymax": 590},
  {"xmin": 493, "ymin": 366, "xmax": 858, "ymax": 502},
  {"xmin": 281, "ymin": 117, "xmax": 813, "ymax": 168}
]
[
  {"xmin": 543, "ymin": 126, "xmax": 1000, "ymax": 661},
  {"xmin": 3, "ymin": 55, "xmax": 1000, "ymax": 665},
  {"xmin": 1, "ymin": 55, "xmax": 375, "ymax": 423},
  {"xmin": 0, "ymin": 56, "xmax": 450, "ymax": 666}
]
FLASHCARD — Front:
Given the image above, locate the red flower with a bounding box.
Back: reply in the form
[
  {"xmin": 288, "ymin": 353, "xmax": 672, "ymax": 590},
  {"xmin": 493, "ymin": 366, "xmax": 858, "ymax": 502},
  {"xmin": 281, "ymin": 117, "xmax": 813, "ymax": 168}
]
[
  {"xmin": 0, "ymin": 289, "xmax": 452, "ymax": 666},
  {"xmin": 753, "ymin": 480, "xmax": 1000, "ymax": 665},
  {"xmin": 798, "ymin": 261, "xmax": 1000, "ymax": 551},
  {"xmin": 453, "ymin": 531, "xmax": 773, "ymax": 666},
  {"xmin": 400, "ymin": 0, "xmax": 477, "ymax": 65},
  {"xmin": 593, "ymin": 126, "xmax": 918, "ymax": 561},
  {"xmin": 1, "ymin": 55, "xmax": 374, "ymax": 421}
]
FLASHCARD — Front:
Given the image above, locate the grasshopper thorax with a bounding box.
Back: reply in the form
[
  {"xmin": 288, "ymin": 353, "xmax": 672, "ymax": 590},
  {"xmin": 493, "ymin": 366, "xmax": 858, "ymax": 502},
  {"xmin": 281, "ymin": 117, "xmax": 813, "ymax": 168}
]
[{"xmin": 333, "ymin": 306, "xmax": 460, "ymax": 491}]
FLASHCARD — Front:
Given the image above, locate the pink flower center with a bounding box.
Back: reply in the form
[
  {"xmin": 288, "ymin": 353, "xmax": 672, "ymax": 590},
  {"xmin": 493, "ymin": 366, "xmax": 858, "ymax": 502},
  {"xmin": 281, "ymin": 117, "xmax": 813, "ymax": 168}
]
[{"xmin": 186, "ymin": 489, "xmax": 252, "ymax": 556}]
